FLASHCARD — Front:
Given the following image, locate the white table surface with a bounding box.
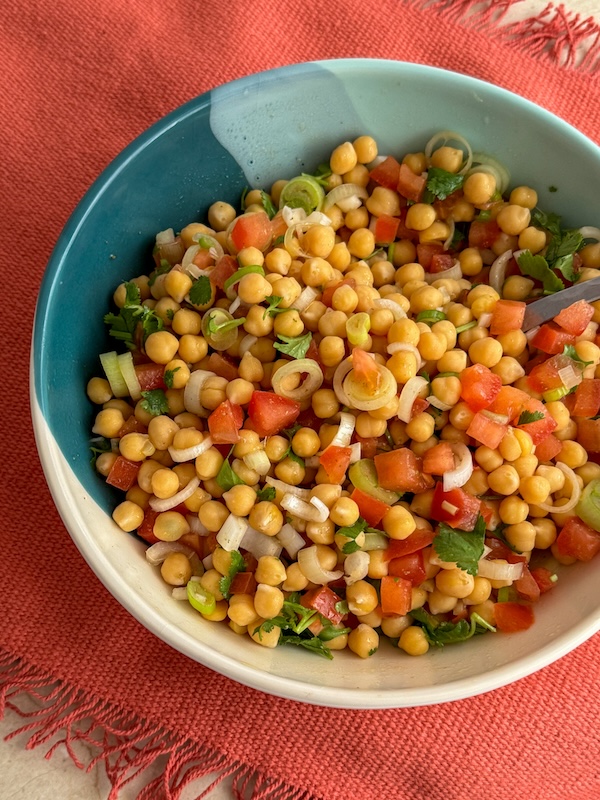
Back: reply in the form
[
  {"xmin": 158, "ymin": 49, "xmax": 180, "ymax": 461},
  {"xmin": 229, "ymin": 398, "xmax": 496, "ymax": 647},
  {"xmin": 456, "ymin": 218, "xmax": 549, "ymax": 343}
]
[{"xmin": 4, "ymin": 0, "xmax": 598, "ymax": 796}]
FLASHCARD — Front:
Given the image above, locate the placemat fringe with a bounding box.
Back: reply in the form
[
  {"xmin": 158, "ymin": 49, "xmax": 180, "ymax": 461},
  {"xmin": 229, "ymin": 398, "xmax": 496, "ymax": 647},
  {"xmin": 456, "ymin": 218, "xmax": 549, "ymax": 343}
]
[
  {"xmin": 410, "ymin": 0, "xmax": 600, "ymax": 72},
  {"xmin": 0, "ymin": 648, "xmax": 317, "ymax": 800}
]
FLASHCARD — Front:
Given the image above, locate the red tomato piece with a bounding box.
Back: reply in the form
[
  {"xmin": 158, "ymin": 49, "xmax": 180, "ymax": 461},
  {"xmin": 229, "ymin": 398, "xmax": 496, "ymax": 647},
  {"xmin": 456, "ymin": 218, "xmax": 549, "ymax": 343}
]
[
  {"xmin": 489, "ymin": 299, "xmax": 526, "ymax": 336},
  {"xmin": 530, "ymin": 567, "xmax": 557, "ymax": 594},
  {"xmin": 515, "ymin": 398, "xmax": 557, "ymax": 444},
  {"xmin": 460, "ymin": 363, "xmax": 502, "ymax": 412},
  {"xmin": 374, "ymin": 448, "xmax": 434, "ymax": 494},
  {"xmin": 351, "ymin": 347, "xmax": 381, "ymax": 394},
  {"xmin": 117, "ymin": 416, "xmax": 147, "ymax": 438},
  {"xmin": 207, "ymin": 352, "xmax": 239, "ymax": 382},
  {"xmin": 430, "ymin": 253, "xmax": 455, "ymax": 273},
  {"xmin": 556, "ymin": 516, "xmax": 600, "ymax": 561},
  {"xmin": 374, "ymin": 214, "xmax": 400, "ymax": 244},
  {"xmin": 350, "ymin": 488, "xmax": 390, "ymax": 527},
  {"xmin": 208, "ymin": 399, "xmax": 244, "ymax": 444},
  {"xmin": 422, "ymin": 441, "xmax": 455, "ymax": 475},
  {"xmin": 410, "ymin": 397, "xmax": 430, "ymax": 419},
  {"xmin": 576, "ymin": 418, "xmax": 600, "ymax": 452},
  {"xmin": 229, "ymin": 572, "xmax": 257, "ymax": 595},
  {"xmin": 321, "ymin": 277, "xmax": 356, "ymax": 308},
  {"xmin": 553, "ymin": 299, "xmax": 595, "ymax": 335},
  {"xmin": 247, "ymin": 391, "xmax": 300, "ymax": 437},
  {"xmin": 468, "ymin": 220, "xmax": 501, "ymax": 249},
  {"xmin": 191, "ymin": 248, "xmax": 215, "ymax": 270},
  {"xmin": 369, "ymin": 156, "xmax": 402, "ymax": 190},
  {"xmin": 535, "ymin": 434, "xmax": 563, "ymax": 463},
  {"xmin": 514, "ymin": 564, "xmax": 541, "ymax": 602},
  {"xmin": 487, "ymin": 385, "xmax": 530, "ymax": 420},
  {"xmin": 230, "ymin": 211, "xmax": 272, "ymax": 252},
  {"xmin": 209, "ymin": 255, "xmax": 238, "ymax": 289},
  {"xmin": 353, "ymin": 434, "xmax": 382, "ymax": 460},
  {"xmin": 530, "ymin": 323, "xmax": 576, "ymax": 355},
  {"xmin": 397, "ymin": 163, "xmax": 426, "ymax": 202},
  {"xmin": 137, "ymin": 508, "xmax": 160, "ymax": 544},
  {"xmin": 416, "ymin": 242, "xmax": 444, "ymax": 271},
  {"xmin": 388, "ymin": 552, "xmax": 426, "ymax": 586},
  {"xmin": 301, "ymin": 585, "xmax": 346, "ymax": 625},
  {"xmin": 527, "ymin": 353, "xmax": 575, "ymax": 394},
  {"xmin": 319, "ymin": 445, "xmax": 353, "ymax": 485},
  {"xmin": 106, "ymin": 456, "xmax": 141, "ymax": 491},
  {"xmin": 135, "ymin": 362, "xmax": 166, "ymax": 391},
  {"xmin": 571, "ymin": 379, "xmax": 600, "ymax": 418},
  {"xmin": 494, "ymin": 602, "xmax": 535, "ymax": 633},
  {"xmin": 466, "ymin": 411, "xmax": 508, "ymax": 450},
  {"xmin": 380, "ymin": 575, "xmax": 413, "ymax": 616},
  {"xmin": 430, "ymin": 483, "xmax": 481, "ymax": 531},
  {"xmin": 384, "ymin": 529, "xmax": 437, "ymax": 560},
  {"xmin": 484, "ymin": 537, "xmax": 527, "ymax": 564}
]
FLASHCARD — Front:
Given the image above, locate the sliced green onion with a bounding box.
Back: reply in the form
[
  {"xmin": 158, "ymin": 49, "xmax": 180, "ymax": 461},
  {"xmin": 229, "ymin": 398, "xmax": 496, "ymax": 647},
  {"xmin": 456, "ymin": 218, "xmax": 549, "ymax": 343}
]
[
  {"xmin": 223, "ymin": 265, "xmax": 265, "ymax": 293},
  {"xmin": 387, "ymin": 242, "xmax": 395, "ymax": 263},
  {"xmin": 543, "ymin": 386, "xmax": 570, "ymax": 402},
  {"xmin": 455, "ymin": 320, "xmax": 478, "ymax": 334},
  {"xmin": 187, "ymin": 581, "xmax": 216, "ymax": 616},
  {"xmin": 416, "ymin": 310, "xmax": 446, "ymax": 324},
  {"xmin": 99, "ymin": 351, "xmax": 129, "ymax": 398},
  {"xmin": 117, "ymin": 352, "xmax": 142, "ymax": 401},
  {"xmin": 550, "ymin": 573, "xmax": 559, "ymax": 583},
  {"xmin": 470, "ymin": 612, "xmax": 496, "ymax": 633},
  {"xmin": 201, "ymin": 309, "xmax": 246, "ymax": 351},
  {"xmin": 279, "ymin": 174, "xmax": 325, "ymax": 213},
  {"xmin": 496, "ymin": 586, "xmax": 518, "ymax": 604},
  {"xmin": 346, "ymin": 312, "xmax": 371, "ymax": 346}
]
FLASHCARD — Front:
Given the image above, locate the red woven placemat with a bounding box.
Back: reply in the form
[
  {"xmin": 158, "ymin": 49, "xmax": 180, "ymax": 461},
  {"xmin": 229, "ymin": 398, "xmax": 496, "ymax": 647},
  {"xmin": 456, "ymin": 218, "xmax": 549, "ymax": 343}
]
[{"xmin": 2, "ymin": 1, "xmax": 600, "ymax": 798}]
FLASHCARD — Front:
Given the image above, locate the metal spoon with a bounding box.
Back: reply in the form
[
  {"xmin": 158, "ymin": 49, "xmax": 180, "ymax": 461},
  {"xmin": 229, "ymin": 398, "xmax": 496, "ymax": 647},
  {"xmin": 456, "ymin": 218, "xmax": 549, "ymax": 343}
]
[{"xmin": 522, "ymin": 275, "xmax": 600, "ymax": 331}]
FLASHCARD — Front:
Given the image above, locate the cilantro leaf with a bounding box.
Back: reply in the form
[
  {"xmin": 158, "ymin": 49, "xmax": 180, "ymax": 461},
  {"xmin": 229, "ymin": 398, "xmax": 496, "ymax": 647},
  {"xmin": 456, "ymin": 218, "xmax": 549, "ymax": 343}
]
[
  {"xmin": 487, "ymin": 523, "xmax": 522, "ymax": 554},
  {"xmin": 517, "ymin": 410, "xmax": 545, "ymax": 425},
  {"xmin": 140, "ymin": 389, "xmax": 169, "ymax": 416},
  {"xmin": 148, "ymin": 259, "xmax": 171, "ymax": 287},
  {"xmin": 256, "ymin": 486, "xmax": 276, "ymax": 502},
  {"xmin": 336, "ymin": 517, "xmax": 368, "ymax": 555},
  {"xmin": 563, "ymin": 344, "xmax": 593, "ymax": 367},
  {"xmin": 260, "ymin": 191, "xmax": 277, "ymax": 219},
  {"xmin": 273, "ymin": 331, "xmax": 312, "ymax": 359},
  {"xmin": 206, "ymin": 312, "xmax": 246, "ymax": 336},
  {"xmin": 262, "ymin": 295, "xmax": 289, "ymax": 319},
  {"xmin": 410, "ymin": 607, "xmax": 495, "ymax": 647},
  {"xmin": 216, "ymin": 447, "xmax": 246, "ymax": 492},
  {"xmin": 253, "ymin": 598, "xmax": 334, "ymax": 659},
  {"xmin": 278, "ymin": 633, "xmax": 334, "ymax": 659},
  {"xmin": 530, "ymin": 208, "xmax": 584, "ymax": 283},
  {"xmin": 282, "ymin": 423, "xmax": 302, "ymax": 440},
  {"xmin": 103, "ymin": 281, "xmax": 164, "ymax": 349},
  {"xmin": 89, "ymin": 437, "xmax": 112, "ymax": 468},
  {"xmin": 531, "ymin": 207, "xmax": 562, "ymax": 238},
  {"xmin": 124, "ymin": 282, "xmax": 141, "ymax": 305},
  {"xmin": 219, "ymin": 550, "xmax": 246, "ymax": 599},
  {"xmin": 433, "ymin": 515, "xmax": 486, "ymax": 576},
  {"xmin": 163, "ymin": 366, "xmax": 180, "ymax": 389},
  {"xmin": 517, "ymin": 250, "xmax": 565, "ymax": 294},
  {"xmin": 188, "ymin": 275, "xmax": 212, "ymax": 306},
  {"xmin": 312, "ymin": 162, "xmax": 333, "ymax": 187},
  {"xmin": 423, "ymin": 167, "xmax": 465, "ymax": 202}
]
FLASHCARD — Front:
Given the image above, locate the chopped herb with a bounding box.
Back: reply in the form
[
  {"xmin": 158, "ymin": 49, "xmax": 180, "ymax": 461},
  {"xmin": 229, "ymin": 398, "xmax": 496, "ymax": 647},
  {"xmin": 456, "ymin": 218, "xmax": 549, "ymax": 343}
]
[
  {"xmin": 450, "ymin": 226, "xmax": 466, "ymax": 248},
  {"xmin": 273, "ymin": 331, "xmax": 312, "ymax": 359},
  {"xmin": 282, "ymin": 422, "xmax": 302, "ymax": 440},
  {"xmin": 163, "ymin": 366, "xmax": 180, "ymax": 389},
  {"xmin": 104, "ymin": 281, "xmax": 164, "ymax": 349},
  {"xmin": 256, "ymin": 485, "xmax": 276, "ymax": 502},
  {"xmin": 433, "ymin": 515, "xmax": 486, "ymax": 576},
  {"xmin": 273, "ymin": 234, "xmax": 285, "ymax": 246},
  {"xmin": 313, "ymin": 162, "xmax": 333, "ymax": 186},
  {"xmin": 563, "ymin": 344, "xmax": 593, "ymax": 367},
  {"xmin": 384, "ymin": 429, "xmax": 395, "ymax": 448},
  {"xmin": 140, "ymin": 389, "xmax": 169, "ymax": 416},
  {"xmin": 188, "ymin": 275, "xmax": 212, "ymax": 306},
  {"xmin": 517, "ymin": 250, "xmax": 565, "ymax": 294},
  {"xmin": 318, "ymin": 622, "xmax": 352, "ymax": 642},
  {"xmin": 219, "ymin": 550, "xmax": 246, "ymax": 599},
  {"xmin": 254, "ymin": 597, "xmax": 333, "ymax": 659},
  {"xmin": 549, "ymin": 185, "xmax": 558, "ymax": 193},
  {"xmin": 387, "ymin": 242, "xmax": 396, "ymax": 263},
  {"xmin": 423, "ymin": 167, "xmax": 465, "ymax": 202},
  {"xmin": 216, "ymin": 446, "xmax": 246, "ymax": 491},
  {"xmin": 410, "ymin": 607, "xmax": 496, "ymax": 647},
  {"xmin": 334, "ymin": 600, "xmax": 349, "ymax": 615},
  {"xmin": 455, "ymin": 320, "xmax": 478, "ymax": 334},
  {"xmin": 530, "ymin": 208, "xmax": 584, "ymax": 283},
  {"xmin": 336, "ymin": 517, "xmax": 369, "ymax": 555},
  {"xmin": 148, "ymin": 259, "xmax": 171, "ymax": 287},
  {"xmin": 531, "ymin": 207, "xmax": 562, "ymax": 238},
  {"xmin": 416, "ymin": 309, "xmax": 446, "ymax": 325},
  {"xmin": 488, "ymin": 523, "xmax": 522, "ymax": 554},
  {"xmin": 166, "ymin": 308, "xmax": 175, "ymax": 320},
  {"xmin": 206, "ymin": 312, "xmax": 246, "ymax": 336},
  {"xmin": 476, "ymin": 209, "xmax": 492, "ymax": 221},
  {"xmin": 262, "ymin": 295, "xmax": 290, "ymax": 319},
  {"xmin": 89, "ymin": 437, "xmax": 112, "ymax": 468},
  {"xmin": 517, "ymin": 409, "xmax": 545, "ymax": 425},
  {"xmin": 260, "ymin": 191, "xmax": 277, "ymax": 219},
  {"xmin": 223, "ymin": 265, "xmax": 265, "ymax": 293},
  {"xmin": 240, "ymin": 186, "xmax": 249, "ymax": 208}
]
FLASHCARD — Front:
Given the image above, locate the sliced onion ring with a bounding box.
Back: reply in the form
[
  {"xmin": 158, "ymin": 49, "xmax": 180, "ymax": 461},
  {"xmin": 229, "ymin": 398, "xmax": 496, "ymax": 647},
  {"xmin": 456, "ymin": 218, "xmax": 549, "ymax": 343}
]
[
  {"xmin": 344, "ymin": 551, "xmax": 370, "ymax": 585},
  {"xmin": 398, "ymin": 376, "xmax": 429, "ymax": 422},
  {"xmin": 216, "ymin": 514, "xmax": 248, "ymax": 552},
  {"xmin": 241, "ymin": 526, "xmax": 283, "ymax": 559},
  {"xmin": 424, "ymin": 130, "xmax": 473, "ymax": 174},
  {"xmin": 271, "ymin": 358, "xmax": 323, "ymax": 402},
  {"xmin": 427, "ymin": 395, "xmax": 453, "ymax": 412},
  {"xmin": 295, "ymin": 286, "xmax": 319, "ymax": 312},
  {"xmin": 372, "ymin": 297, "xmax": 407, "ymax": 320},
  {"xmin": 536, "ymin": 462, "xmax": 581, "ymax": 514},
  {"xmin": 477, "ymin": 558, "xmax": 524, "ymax": 581},
  {"xmin": 328, "ymin": 412, "xmax": 356, "ymax": 447},
  {"xmin": 579, "ymin": 226, "xmax": 600, "ymax": 242},
  {"xmin": 276, "ymin": 523, "xmax": 306, "ymax": 559},
  {"xmin": 150, "ymin": 477, "xmax": 201, "ymax": 512},
  {"xmin": 344, "ymin": 364, "xmax": 397, "ymax": 411},
  {"xmin": 145, "ymin": 541, "xmax": 194, "ymax": 566},
  {"xmin": 183, "ymin": 369, "xmax": 217, "ymax": 416},
  {"xmin": 168, "ymin": 435, "xmax": 213, "ymax": 463},
  {"xmin": 323, "ymin": 183, "xmax": 369, "ymax": 211},
  {"xmin": 265, "ymin": 476, "xmax": 311, "ymax": 500},
  {"xmin": 423, "ymin": 262, "xmax": 462, "ymax": 283},
  {"xmin": 280, "ymin": 494, "xmax": 329, "ymax": 523},
  {"xmin": 443, "ymin": 443, "xmax": 473, "ymax": 492},
  {"xmin": 297, "ymin": 545, "xmax": 343, "ymax": 585},
  {"xmin": 489, "ymin": 250, "xmax": 513, "ymax": 294},
  {"xmin": 558, "ymin": 364, "xmax": 582, "ymax": 391}
]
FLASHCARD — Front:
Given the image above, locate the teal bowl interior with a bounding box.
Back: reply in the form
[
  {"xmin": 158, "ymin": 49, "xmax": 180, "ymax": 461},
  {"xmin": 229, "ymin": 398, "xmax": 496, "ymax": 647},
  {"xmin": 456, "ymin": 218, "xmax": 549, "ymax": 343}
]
[{"xmin": 31, "ymin": 59, "xmax": 600, "ymax": 708}]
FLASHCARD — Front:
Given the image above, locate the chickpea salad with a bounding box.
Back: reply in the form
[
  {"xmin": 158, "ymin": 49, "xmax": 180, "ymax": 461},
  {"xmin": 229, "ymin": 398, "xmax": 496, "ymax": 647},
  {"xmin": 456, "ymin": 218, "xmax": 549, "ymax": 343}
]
[{"xmin": 88, "ymin": 131, "xmax": 600, "ymax": 660}]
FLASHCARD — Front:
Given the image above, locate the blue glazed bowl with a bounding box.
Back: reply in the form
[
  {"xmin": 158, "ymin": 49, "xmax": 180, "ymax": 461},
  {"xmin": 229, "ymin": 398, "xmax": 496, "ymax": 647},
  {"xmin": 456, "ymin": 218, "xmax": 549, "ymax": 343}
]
[{"xmin": 32, "ymin": 59, "xmax": 600, "ymax": 708}]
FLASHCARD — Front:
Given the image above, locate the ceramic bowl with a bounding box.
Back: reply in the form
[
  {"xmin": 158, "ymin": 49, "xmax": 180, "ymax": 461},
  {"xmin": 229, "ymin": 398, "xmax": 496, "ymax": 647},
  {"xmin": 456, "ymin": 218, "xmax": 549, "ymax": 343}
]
[{"xmin": 31, "ymin": 59, "xmax": 600, "ymax": 708}]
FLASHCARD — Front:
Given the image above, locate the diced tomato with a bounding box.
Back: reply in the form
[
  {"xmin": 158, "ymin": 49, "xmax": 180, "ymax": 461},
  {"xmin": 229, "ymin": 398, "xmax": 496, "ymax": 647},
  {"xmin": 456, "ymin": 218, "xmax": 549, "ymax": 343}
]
[
  {"xmin": 106, "ymin": 456, "xmax": 141, "ymax": 492},
  {"xmin": 494, "ymin": 602, "xmax": 535, "ymax": 632},
  {"xmin": 207, "ymin": 352, "xmax": 238, "ymax": 381},
  {"xmin": 422, "ymin": 442, "xmax": 455, "ymax": 475},
  {"xmin": 319, "ymin": 445, "xmax": 353, "ymax": 485},
  {"xmin": 430, "ymin": 253, "xmax": 455, "ymax": 273},
  {"xmin": 576, "ymin": 418, "xmax": 600, "ymax": 453},
  {"xmin": 247, "ymin": 391, "xmax": 300, "ymax": 437},
  {"xmin": 397, "ymin": 163, "xmax": 426, "ymax": 203},
  {"xmin": 555, "ymin": 516, "xmax": 600, "ymax": 561},
  {"xmin": 527, "ymin": 353, "xmax": 574, "ymax": 394},
  {"xmin": 350, "ymin": 487, "xmax": 390, "ymax": 527},
  {"xmin": 410, "ymin": 397, "xmax": 430, "ymax": 418},
  {"xmin": 351, "ymin": 347, "xmax": 381, "ymax": 394},
  {"xmin": 117, "ymin": 416, "xmax": 147, "ymax": 437},
  {"xmin": 208, "ymin": 399, "xmax": 244, "ymax": 444},
  {"xmin": 369, "ymin": 156, "xmax": 401, "ymax": 190},
  {"xmin": 229, "ymin": 572, "xmax": 257, "ymax": 595},
  {"xmin": 191, "ymin": 248, "xmax": 215, "ymax": 270},
  {"xmin": 571, "ymin": 379, "xmax": 600, "ymax": 418},
  {"xmin": 135, "ymin": 362, "xmax": 166, "ymax": 391},
  {"xmin": 388, "ymin": 551, "xmax": 426, "ymax": 586},
  {"xmin": 395, "ymin": 206, "xmax": 419, "ymax": 241},
  {"xmin": 530, "ymin": 567, "xmax": 557, "ymax": 594},
  {"xmin": 229, "ymin": 211, "xmax": 272, "ymax": 252},
  {"xmin": 209, "ymin": 255, "xmax": 238, "ymax": 290},
  {"xmin": 515, "ymin": 398, "xmax": 557, "ymax": 445},
  {"xmin": 460, "ymin": 363, "xmax": 502, "ymax": 412},
  {"xmin": 430, "ymin": 483, "xmax": 481, "ymax": 531},
  {"xmin": 489, "ymin": 299, "xmax": 526, "ymax": 336},
  {"xmin": 384, "ymin": 528, "xmax": 437, "ymax": 560},
  {"xmin": 177, "ymin": 532, "xmax": 203, "ymax": 558},
  {"xmin": 468, "ymin": 219, "xmax": 501, "ymax": 249},
  {"xmin": 487, "ymin": 385, "xmax": 530, "ymax": 420},
  {"xmin": 321, "ymin": 277, "xmax": 356, "ymax": 308},
  {"xmin": 535, "ymin": 434, "xmax": 563, "ymax": 462},
  {"xmin": 484, "ymin": 537, "xmax": 527, "ymax": 564},
  {"xmin": 374, "ymin": 215, "xmax": 400, "ymax": 244},
  {"xmin": 137, "ymin": 508, "xmax": 160, "ymax": 544},
  {"xmin": 416, "ymin": 242, "xmax": 444, "ymax": 271},
  {"xmin": 380, "ymin": 575, "xmax": 413, "ymax": 616},
  {"xmin": 466, "ymin": 411, "xmax": 508, "ymax": 450},
  {"xmin": 353, "ymin": 433, "xmax": 383, "ymax": 460},
  {"xmin": 479, "ymin": 499, "xmax": 495, "ymax": 528},
  {"xmin": 530, "ymin": 323, "xmax": 576, "ymax": 355},
  {"xmin": 270, "ymin": 210, "xmax": 288, "ymax": 241},
  {"xmin": 301, "ymin": 585, "xmax": 346, "ymax": 625},
  {"xmin": 514, "ymin": 564, "xmax": 541, "ymax": 602},
  {"xmin": 554, "ymin": 299, "xmax": 595, "ymax": 335},
  {"xmin": 374, "ymin": 448, "xmax": 434, "ymax": 494}
]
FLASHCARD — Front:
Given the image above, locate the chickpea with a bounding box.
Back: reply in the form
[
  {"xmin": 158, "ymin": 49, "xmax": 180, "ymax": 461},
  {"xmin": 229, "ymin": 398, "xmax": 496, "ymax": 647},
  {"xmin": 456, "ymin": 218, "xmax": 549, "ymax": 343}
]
[
  {"xmin": 282, "ymin": 562, "xmax": 309, "ymax": 592},
  {"xmin": 112, "ymin": 500, "xmax": 144, "ymax": 532},
  {"xmin": 383, "ymin": 505, "xmax": 417, "ymax": 540},
  {"xmin": 347, "ymin": 228, "xmax": 376, "ymax": 259},
  {"xmin": 505, "ymin": 521, "xmax": 536, "ymax": 552},
  {"xmin": 430, "ymin": 145, "xmax": 463, "ymax": 173},
  {"xmin": 291, "ymin": 427, "xmax": 321, "ymax": 458},
  {"xmin": 463, "ymin": 172, "xmax": 496, "ymax": 205},
  {"xmin": 198, "ymin": 500, "xmax": 229, "ymax": 532},
  {"xmin": 249, "ymin": 501, "xmax": 283, "ymax": 537},
  {"xmin": 208, "ymin": 201, "xmax": 236, "ymax": 231},
  {"xmin": 160, "ymin": 552, "xmax": 193, "ymax": 586},
  {"xmin": 330, "ymin": 141, "xmax": 358, "ymax": 174},
  {"xmin": 255, "ymin": 555, "xmax": 287, "ymax": 586},
  {"xmin": 92, "ymin": 408, "xmax": 125, "ymax": 438},
  {"xmin": 145, "ymin": 330, "xmax": 179, "ymax": 365},
  {"xmin": 353, "ymin": 135, "xmax": 378, "ymax": 164},
  {"xmin": 330, "ymin": 497, "xmax": 360, "ymax": 527},
  {"xmin": 487, "ymin": 464, "xmax": 520, "ymax": 495},
  {"xmin": 427, "ymin": 589, "xmax": 457, "ymax": 615},
  {"xmin": 153, "ymin": 511, "xmax": 190, "ymax": 541},
  {"xmin": 348, "ymin": 624, "xmax": 379, "ymax": 658},
  {"xmin": 464, "ymin": 576, "xmax": 492, "ymax": 606},
  {"xmin": 398, "ymin": 626, "xmax": 429, "ymax": 656},
  {"xmin": 435, "ymin": 568, "xmax": 475, "ymax": 598},
  {"xmin": 222, "ymin": 484, "xmax": 257, "ymax": 517},
  {"xmin": 406, "ymin": 204, "xmax": 436, "ymax": 231},
  {"xmin": 509, "ymin": 185, "xmax": 538, "ymax": 209},
  {"xmin": 87, "ymin": 377, "xmax": 113, "ymax": 405}
]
